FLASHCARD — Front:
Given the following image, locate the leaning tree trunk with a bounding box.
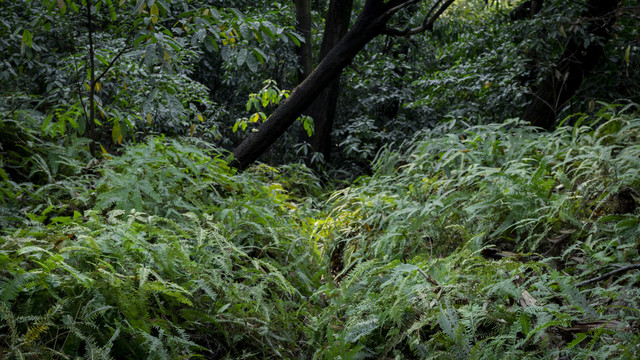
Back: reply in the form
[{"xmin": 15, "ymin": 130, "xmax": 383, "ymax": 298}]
[
  {"xmin": 522, "ymin": 0, "xmax": 621, "ymax": 129},
  {"xmin": 302, "ymin": 0, "xmax": 354, "ymax": 161},
  {"xmin": 230, "ymin": 0, "xmax": 457, "ymax": 170},
  {"xmin": 231, "ymin": 3, "xmax": 388, "ymax": 170}
]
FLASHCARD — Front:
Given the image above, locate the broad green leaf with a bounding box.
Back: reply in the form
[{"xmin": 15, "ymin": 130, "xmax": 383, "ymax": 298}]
[
  {"xmin": 95, "ymin": 53, "xmax": 109, "ymax": 66},
  {"xmin": 246, "ymin": 53, "xmax": 258, "ymax": 72},
  {"xmin": 252, "ymin": 48, "xmax": 267, "ymax": 64},
  {"xmin": 21, "ymin": 29, "xmax": 32, "ymax": 54},
  {"xmin": 106, "ymin": 0, "xmax": 116, "ymax": 20},
  {"xmin": 262, "ymin": 22, "xmax": 276, "ymax": 39},
  {"xmin": 220, "ymin": 42, "xmax": 232, "ymax": 61},
  {"xmin": 68, "ymin": 0, "xmax": 79, "ymax": 11},
  {"xmin": 238, "ymin": 24, "xmax": 251, "ymax": 40},
  {"xmin": 144, "ymin": 44, "xmax": 156, "ymax": 66},
  {"xmin": 237, "ymin": 48, "xmax": 247, "ymax": 67},
  {"xmin": 287, "ymin": 32, "xmax": 301, "ymax": 47},
  {"xmin": 204, "ymin": 35, "xmax": 219, "ymax": 52}
]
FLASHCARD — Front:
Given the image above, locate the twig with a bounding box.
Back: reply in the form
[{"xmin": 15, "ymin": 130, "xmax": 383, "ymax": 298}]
[
  {"xmin": 383, "ymin": 0, "xmax": 456, "ymax": 36},
  {"xmin": 576, "ymin": 264, "xmax": 640, "ymax": 287},
  {"xmin": 94, "ymin": 31, "xmax": 136, "ymax": 85},
  {"xmin": 417, "ymin": 267, "xmax": 431, "ymax": 281}
]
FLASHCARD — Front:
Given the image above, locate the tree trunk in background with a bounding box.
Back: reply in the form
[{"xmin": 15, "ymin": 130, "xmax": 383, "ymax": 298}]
[
  {"xmin": 85, "ymin": 0, "xmax": 97, "ymax": 156},
  {"xmin": 522, "ymin": 0, "xmax": 620, "ymax": 129},
  {"xmin": 529, "ymin": 0, "xmax": 543, "ymax": 17},
  {"xmin": 302, "ymin": 0, "xmax": 354, "ymax": 161},
  {"xmin": 231, "ymin": 2, "xmax": 391, "ymax": 170},
  {"xmin": 230, "ymin": 0, "xmax": 457, "ymax": 170},
  {"xmin": 510, "ymin": 0, "xmax": 544, "ymax": 21},
  {"xmin": 294, "ymin": 0, "xmax": 313, "ymax": 81}
]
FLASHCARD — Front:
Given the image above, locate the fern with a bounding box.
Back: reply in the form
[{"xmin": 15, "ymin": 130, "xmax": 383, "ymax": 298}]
[{"xmin": 3, "ymin": 105, "xmax": 640, "ymax": 359}]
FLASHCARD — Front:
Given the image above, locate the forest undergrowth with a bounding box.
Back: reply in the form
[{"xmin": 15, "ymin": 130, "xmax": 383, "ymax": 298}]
[{"xmin": 1, "ymin": 103, "xmax": 640, "ymax": 359}]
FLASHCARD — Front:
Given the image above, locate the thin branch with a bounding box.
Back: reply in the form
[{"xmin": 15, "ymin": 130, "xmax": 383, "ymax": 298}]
[
  {"xmin": 86, "ymin": 0, "xmax": 97, "ymax": 153},
  {"xmin": 576, "ymin": 264, "xmax": 640, "ymax": 287},
  {"xmin": 94, "ymin": 30, "xmax": 136, "ymax": 85},
  {"xmin": 72, "ymin": 53, "xmax": 90, "ymax": 125},
  {"xmin": 382, "ymin": 0, "xmax": 420, "ymax": 19},
  {"xmin": 417, "ymin": 267, "xmax": 431, "ymax": 281},
  {"xmin": 422, "ymin": 0, "xmax": 446, "ymax": 26},
  {"xmin": 383, "ymin": 0, "xmax": 440, "ymax": 35},
  {"xmin": 383, "ymin": 0, "xmax": 456, "ymax": 36},
  {"xmin": 419, "ymin": 0, "xmax": 457, "ymax": 33}
]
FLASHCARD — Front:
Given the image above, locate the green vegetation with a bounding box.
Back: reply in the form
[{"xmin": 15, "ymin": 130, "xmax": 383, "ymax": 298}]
[
  {"xmin": 2, "ymin": 106, "xmax": 639, "ymax": 358},
  {"xmin": 2, "ymin": 0, "xmax": 639, "ymax": 358}
]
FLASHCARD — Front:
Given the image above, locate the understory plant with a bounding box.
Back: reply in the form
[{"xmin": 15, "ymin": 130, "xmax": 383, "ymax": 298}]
[
  {"xmin": 310, "ymin": 103, "xmax": 640, "ymax": 359},
  {"xmin": 2, "ymin": 103, "xmax": 639, "ymax": 359}
]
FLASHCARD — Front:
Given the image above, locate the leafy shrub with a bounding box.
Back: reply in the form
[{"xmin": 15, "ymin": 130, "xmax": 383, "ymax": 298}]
[
  {"xmin": 1, "ymin": 136, "xmax": 323, "ymax": 359},
  {"xmin": 2, "ymin": 105, "xmax": 640, "ymax": 359},
  {"xmin": 310, "ymin": 104, "xmax": 640, "ymax": 359}
]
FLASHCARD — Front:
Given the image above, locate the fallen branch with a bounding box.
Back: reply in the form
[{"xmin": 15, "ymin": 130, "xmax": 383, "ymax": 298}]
[{"xmin": 576, "ymin": 264, "xmax": 640, "ymax": 287}]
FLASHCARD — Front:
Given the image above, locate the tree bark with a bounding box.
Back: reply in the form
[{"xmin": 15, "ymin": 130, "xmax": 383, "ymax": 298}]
[
  {"xmin": 303, "ymin": 0, "xmax": 353, "ymax": 161},
  {"xmin": 522, "ymin": 0, "xmax": 621, "ymax": 129},
  {"xmin": 230, "ymin": 0, "xmax": 457, "ymax": 170},
  {"xmin": 85, "ymin": 0, "xmax": 97, "ymax": 155},
  {"xmin": 231, "ymin": 1, "xmax": 390, "ymax": 169},
  {"xmin": 294, "ymin": 0, "xmax": 313, "ymax": 81}
]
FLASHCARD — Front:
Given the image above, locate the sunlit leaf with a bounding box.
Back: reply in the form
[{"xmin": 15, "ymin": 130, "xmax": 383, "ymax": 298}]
[
  {"xmin": 21, "ymin": 29, "xmax": 32, "ymax": 54},
  {"xmin": 150, "ymin": 3, "xmax": 159, "ymax": 24}
]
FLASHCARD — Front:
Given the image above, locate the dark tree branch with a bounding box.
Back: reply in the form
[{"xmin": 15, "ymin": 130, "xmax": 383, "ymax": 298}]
[
  {"xmin": 383, "ymin": 0, "xmax": 456, "ymax": 36},
  {"xmin": 383, "ymin": 0, "xmax": 420, "ymax": 18},
  {"xmin": 230, "ymin": 0, "xmax": 457, "ymax": 169},
  {"xmin": 94, "ymin": 30, "xmax": 136, "ymax": 85},
  {"xmin": 577, "ymin": 264, "xmax": 640, "ymax": 287}
]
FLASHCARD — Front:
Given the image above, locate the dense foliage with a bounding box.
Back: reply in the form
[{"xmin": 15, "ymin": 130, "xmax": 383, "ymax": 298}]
[
  {"xmin": 2, "ymin": 105, "xmax": 640, "ymax": 358},
  {"xmin": 2, "ymin": 0, "xmax": 640, "ymax": 358}
]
